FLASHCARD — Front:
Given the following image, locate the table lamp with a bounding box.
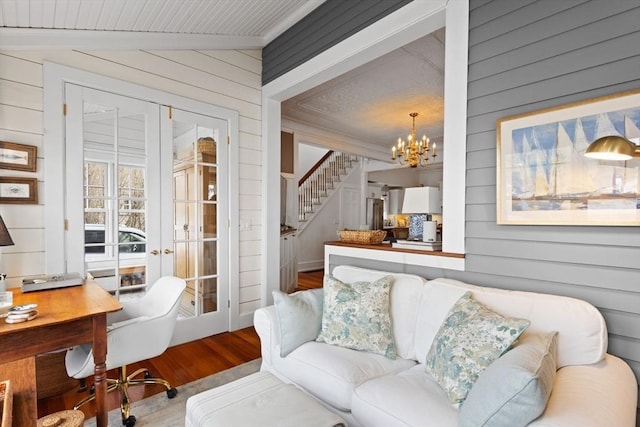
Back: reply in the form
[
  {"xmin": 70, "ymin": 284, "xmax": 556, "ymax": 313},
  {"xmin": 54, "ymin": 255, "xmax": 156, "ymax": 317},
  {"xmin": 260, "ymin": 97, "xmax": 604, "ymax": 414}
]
[
  {"xmin": 401, "ymin": 187, "xmax": 441, "ymax": 242},
  {"xmin": 0, "ymin": 215, "xmax": 15, "ymax": 292}
]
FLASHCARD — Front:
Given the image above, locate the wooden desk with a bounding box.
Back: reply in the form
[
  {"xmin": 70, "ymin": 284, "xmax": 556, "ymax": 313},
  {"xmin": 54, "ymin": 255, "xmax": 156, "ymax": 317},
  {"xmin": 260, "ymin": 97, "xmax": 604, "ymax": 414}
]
[{"xmin": 0, "ymin": 280, "xmax": 121, "ymax": 427}]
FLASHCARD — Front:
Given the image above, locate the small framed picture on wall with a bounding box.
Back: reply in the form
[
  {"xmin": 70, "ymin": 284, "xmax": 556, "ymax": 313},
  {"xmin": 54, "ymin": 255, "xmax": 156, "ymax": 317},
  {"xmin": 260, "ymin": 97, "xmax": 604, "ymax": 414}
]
[
  {"xmin": 0, "ymin": 177, "xmax": 38, "ymax": 204},
  {"xmin": 0, "ymin": 141, "xmax": 37, "ymax": 172}
]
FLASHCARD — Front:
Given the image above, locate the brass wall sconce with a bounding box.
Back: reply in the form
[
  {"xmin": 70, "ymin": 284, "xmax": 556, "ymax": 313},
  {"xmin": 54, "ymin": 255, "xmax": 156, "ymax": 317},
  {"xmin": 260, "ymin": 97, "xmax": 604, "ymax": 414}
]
[{"xmin": 585, "ymin": 135, "xmax": 640, "ymax": 160}]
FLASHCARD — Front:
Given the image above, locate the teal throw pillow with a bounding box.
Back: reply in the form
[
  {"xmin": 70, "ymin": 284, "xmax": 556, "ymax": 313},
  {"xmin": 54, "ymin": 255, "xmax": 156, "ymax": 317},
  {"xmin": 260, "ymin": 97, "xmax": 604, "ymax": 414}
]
[
  {"xmin": 425, "ymin": 292, "xmax": 530, "ymax": 407},
  {"xmin": 273, "ymin": 288, "xmax": 324, "ymax": 357},
  {"xmin": 316, "ymin": 274, "xmax": 396, "ymax": 359},
  {"xmin": 459, "ymin": 331, "xmax": 558, "ymax": 427}
]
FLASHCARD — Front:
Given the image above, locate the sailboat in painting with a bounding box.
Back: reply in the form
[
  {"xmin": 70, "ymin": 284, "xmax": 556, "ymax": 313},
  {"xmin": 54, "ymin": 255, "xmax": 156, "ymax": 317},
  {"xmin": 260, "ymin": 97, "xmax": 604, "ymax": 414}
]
[
  {"xmin": 512, "ymin": 132, "xmax": 534, "ymax": 200},
  {"xmin": 510, "ymin": 108, "xmax": 640, "ymax": 212},
  {"xmin": 552, "ymin": 120, "xmax": 593, "ymax": 197}
]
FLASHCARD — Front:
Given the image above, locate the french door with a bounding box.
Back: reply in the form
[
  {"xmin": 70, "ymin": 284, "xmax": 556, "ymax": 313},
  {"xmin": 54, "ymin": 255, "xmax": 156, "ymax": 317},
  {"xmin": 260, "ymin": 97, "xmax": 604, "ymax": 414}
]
[
  {"xmin": 65, "ymin": 84, "xmax": 229, "ymax": 343},
  {"xmin": 161, "ymin": 106, "xmax": 229, "ymax": 343}
]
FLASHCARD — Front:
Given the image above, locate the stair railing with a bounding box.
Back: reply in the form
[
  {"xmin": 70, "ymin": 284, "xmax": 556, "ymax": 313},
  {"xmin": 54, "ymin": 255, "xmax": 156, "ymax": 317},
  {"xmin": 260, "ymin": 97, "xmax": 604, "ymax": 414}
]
[{"xmin": 298, "ymin": 151, "xmax": 357, "ymax": 222}]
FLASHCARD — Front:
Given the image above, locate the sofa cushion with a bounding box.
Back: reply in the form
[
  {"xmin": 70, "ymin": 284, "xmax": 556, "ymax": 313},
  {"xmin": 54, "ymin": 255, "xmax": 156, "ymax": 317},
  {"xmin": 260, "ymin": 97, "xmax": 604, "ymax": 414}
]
[
  {"xmin": 413, "ymin": 282, "xmax": 469, "ymax": 365},
  {"xmin": 317, "ymin": 274, "xmax": 396, "ymax": 359},
  {"xmin": 272, "ymin": 289, "xmax": 324, "ymax": 357},
  {"xmin": 273, "ymin": 340, "xmax": 416, "ymax": 411},
  {"xmin": 426, "ymin": 293, "xmax": 530, "ymax": 407},
  {"xmin": 332, "ymin": 265, "xmax": 427, "ymax": 360},
  {"xmin": 351, "ymin": 364, "xmax": 459, "ymax": 427},
  {"xmin": 428, "ymin": 278, "xmax": 607, "ymax": 367},
  {"xmin": 459, "ymin": 331, "xmax": 558, "ymax": 427}
]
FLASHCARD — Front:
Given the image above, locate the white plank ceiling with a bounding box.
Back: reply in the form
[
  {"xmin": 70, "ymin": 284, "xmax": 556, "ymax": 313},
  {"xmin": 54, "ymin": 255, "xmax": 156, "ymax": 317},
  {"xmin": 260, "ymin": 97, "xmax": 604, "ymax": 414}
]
[
  {"xmin": 0, "ymin": 0, "xmax": 324, "ymax": 47},
  {"xmin": 0, "ymin": 0, "xmax": 445, "ymax": 162}
]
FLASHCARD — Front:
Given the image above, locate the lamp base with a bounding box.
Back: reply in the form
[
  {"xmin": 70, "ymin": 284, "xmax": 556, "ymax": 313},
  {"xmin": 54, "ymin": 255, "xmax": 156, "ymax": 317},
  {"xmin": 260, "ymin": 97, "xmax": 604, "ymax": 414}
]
[
  {"xmin": 422, "ymin": 220, "xmax": 437, "ymax": 243},
  {"xmin": 407, "ymin": 214, "xmax": 428, "ymax": 240}
]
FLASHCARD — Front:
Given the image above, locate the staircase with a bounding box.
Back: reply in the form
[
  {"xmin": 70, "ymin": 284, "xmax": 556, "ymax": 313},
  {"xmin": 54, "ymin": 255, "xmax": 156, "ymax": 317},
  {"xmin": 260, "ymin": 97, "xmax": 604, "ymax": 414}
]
[{"xmin": 298, "ymin": 151, "xmax": 360, "ymax": 225}]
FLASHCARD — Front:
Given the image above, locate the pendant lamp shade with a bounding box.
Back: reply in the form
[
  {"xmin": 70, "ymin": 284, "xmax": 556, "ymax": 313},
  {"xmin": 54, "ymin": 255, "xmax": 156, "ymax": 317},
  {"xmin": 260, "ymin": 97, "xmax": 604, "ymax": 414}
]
[{"xmin": 585, "ymin": 135, "xmax": 640, "ymax": 161}]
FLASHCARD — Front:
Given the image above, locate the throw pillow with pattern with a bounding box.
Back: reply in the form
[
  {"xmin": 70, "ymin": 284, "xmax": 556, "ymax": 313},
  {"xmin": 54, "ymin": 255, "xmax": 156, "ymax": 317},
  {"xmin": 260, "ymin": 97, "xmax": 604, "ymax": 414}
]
[
  {"xmin": 425, "ymin": 292, "xmax": 530, "ymax": 406},
  {"xmin": 316, "ymin": 274, "xmax": 396, "ymax": 359}
]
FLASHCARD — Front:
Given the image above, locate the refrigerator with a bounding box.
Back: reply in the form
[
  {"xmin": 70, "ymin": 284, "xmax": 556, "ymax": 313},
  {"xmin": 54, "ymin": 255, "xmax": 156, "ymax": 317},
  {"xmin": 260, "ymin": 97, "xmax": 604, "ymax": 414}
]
[{"xmin": 366, "ymin": 198, "xmax": 384, "ymax": 230}]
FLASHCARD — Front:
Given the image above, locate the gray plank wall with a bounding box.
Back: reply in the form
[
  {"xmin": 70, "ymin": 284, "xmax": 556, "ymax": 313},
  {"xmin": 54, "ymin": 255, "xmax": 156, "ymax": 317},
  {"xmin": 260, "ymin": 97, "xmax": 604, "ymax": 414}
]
[
  {"xmin": 465, "ymin": 0, "xmax": 640, "ymax": 378},
  {"xmin": 326, "ymin": 0, "xmax": 640, "ymax": 399},
  {"xmin": 261, "ymin": 0, "xmax": 410, "ymax": 85}
]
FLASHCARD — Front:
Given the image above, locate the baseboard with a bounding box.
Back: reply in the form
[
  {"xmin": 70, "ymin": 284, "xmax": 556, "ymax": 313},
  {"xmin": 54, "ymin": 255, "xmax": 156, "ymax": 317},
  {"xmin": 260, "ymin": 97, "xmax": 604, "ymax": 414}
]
[
  {"xmin": 298, "ymin": 260, "xmax": 324, "ymax": 272},
  {"xmin": 237, "ymin": 312, "xmax": 255, "ymax": 329}
]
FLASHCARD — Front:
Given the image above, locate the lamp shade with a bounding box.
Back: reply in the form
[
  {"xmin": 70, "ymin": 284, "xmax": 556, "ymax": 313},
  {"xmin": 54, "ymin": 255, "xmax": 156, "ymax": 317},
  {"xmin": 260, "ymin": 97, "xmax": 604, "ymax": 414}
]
[
  {"xmin": 585, "ymin": 135, "xmax": 640, "ymax": 161},
  {"xmin": 402, "ymin": 187, "xmax": 441, "ymax": 214},
  {"xmin": 0, "ymin": 216, "xmax": 14, "ymax": 247}
]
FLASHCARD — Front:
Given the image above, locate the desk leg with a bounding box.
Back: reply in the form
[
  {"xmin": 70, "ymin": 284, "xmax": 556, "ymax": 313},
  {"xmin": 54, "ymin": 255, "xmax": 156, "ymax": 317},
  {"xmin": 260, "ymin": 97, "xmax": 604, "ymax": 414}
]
[{"xmin": 92, "ymin": 314, "xmax": 108, "ymax": 427}]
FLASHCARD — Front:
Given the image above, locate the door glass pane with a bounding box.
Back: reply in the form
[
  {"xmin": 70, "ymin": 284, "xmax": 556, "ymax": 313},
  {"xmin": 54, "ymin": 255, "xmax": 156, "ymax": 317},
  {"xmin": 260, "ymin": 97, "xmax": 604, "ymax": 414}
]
[
  {"xmin": 202, "ymin": 241, "xmax": 217, "ymax": 276},
  {"xmin": 201, "ymin": 277, "xmax": 218, "ymax": 313},
  {"xmin": 83, "ymin": 101, "xmax": 148, "ymax": 297},
  {"xmin": 172, "ymin": 123, "xmax": 219, "ymax": 316}
]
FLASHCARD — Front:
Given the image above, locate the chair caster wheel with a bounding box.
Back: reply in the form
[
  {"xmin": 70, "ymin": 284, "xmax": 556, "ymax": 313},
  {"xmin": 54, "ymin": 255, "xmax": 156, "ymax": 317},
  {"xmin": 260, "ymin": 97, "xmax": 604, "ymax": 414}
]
[
  {"xmin": 123, "ymin": 415, "xmax": 136, "ymax": 427},
  {"xmin": 167, "ymin": 387, "xmax": 178, "ymax": 399}
]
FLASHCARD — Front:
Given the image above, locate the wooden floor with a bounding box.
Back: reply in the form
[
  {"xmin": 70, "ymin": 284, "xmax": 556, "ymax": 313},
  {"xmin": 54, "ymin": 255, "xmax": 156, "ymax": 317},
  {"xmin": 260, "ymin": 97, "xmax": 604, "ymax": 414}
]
[
  {"xmin": 295, "ymin": 269, "xmax": 324, "ymax": 291},
  {"xmin": 38, "ymin": 270, "xmax": 324, "ymax": 419}
]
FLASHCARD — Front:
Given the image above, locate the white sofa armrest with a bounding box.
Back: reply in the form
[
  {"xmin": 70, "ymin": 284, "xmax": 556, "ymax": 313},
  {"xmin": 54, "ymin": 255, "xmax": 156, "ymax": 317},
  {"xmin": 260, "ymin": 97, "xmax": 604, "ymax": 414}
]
[
  {"xmin": 254, "ymin": 306, "xmax": 280, "ymax": 372},
  {"xmin": 530, "ymin": 354, "xmax": 637, "ymax": 427}
]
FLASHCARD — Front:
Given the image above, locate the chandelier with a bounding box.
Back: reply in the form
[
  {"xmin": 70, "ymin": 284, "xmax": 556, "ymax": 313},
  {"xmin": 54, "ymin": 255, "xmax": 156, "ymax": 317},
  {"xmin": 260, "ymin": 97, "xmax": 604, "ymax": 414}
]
[{"xmin": 391, "ymin": 112, "xmax": 436, "ymax": 167}]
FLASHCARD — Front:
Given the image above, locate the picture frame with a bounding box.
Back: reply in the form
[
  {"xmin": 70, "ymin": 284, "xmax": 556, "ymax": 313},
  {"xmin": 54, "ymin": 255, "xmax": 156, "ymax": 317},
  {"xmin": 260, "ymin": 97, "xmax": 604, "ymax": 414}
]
[
  {"xmin": 0, "ymin": 177, "xmax": 38, "ymax": 204},
  {"xmin": 0, "ymin": 141, "xmax": 37, "ymax": 172},
  {"xmin": 497, "ymin": 89, "xmax": 640, "ymax": 226}
]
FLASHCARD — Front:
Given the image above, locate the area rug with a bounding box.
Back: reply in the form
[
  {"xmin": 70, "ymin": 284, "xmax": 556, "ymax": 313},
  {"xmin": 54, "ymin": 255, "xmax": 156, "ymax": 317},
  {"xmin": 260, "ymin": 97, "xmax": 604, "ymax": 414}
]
[{"xmin": 83, "ymin": 359, "xmax": 261, "ymax": 426}]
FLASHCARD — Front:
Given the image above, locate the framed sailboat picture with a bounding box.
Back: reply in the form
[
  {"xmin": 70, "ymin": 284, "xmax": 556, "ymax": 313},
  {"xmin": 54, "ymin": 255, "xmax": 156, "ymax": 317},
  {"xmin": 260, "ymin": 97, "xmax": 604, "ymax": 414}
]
[{"xmin": 497, "ymin": 89, "xmax": 640, "ymax": 226}]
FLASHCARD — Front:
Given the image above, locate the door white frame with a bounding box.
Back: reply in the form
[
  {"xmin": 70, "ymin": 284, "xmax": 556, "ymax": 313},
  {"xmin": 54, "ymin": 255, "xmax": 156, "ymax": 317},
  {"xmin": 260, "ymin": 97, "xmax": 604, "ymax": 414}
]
[
  {"xmin": 261, "ymin": 0, "xmax": 469, "ymax": 305},
  {"xmin": 64, "ymin": 84, "xmax": 163, "ymax": 289},
  {"xmin": 43, "ymin": 62, "xmax": 240, "ymax": 330},
  {"xmin": 161, "ymin": 106, "xmax": 231, "ymax": 344}
]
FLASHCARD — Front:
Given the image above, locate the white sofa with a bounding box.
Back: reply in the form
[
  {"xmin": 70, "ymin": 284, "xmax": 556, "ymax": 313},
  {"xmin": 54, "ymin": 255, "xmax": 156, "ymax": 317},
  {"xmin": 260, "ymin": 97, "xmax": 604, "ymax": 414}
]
[{"xmin": 254, "ymin": 265, "xmax": 638, "ymax": 427}]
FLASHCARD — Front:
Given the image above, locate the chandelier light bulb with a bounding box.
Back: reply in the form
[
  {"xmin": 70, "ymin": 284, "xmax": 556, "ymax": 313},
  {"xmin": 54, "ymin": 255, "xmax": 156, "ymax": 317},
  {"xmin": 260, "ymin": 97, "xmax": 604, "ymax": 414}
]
[{"xmin": 391, "ymin": 112, "xmax": 437, "ymax": 167}]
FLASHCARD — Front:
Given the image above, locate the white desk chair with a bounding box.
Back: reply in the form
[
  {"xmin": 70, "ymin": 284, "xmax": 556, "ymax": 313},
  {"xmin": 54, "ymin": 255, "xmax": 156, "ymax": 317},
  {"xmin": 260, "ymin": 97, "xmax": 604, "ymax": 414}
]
[{"xmin": 65, "ymin": 276, "xmax": 186, "ymax": 427}]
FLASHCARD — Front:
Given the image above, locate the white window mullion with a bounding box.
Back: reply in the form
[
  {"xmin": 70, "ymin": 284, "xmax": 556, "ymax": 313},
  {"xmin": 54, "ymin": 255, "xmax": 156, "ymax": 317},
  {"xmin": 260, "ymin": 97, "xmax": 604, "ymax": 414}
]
[{"xmin": 112, "ymin": 108, "xmax": 121, "ymax": 297}]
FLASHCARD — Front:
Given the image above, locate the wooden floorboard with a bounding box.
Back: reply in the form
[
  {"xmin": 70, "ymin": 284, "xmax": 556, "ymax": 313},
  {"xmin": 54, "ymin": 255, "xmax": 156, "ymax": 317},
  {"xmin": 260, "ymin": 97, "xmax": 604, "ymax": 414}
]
[
  {"xmin": 295, "ymin": 269, "xmax": 324, "ymax": 291},
  {"xmin": 37, "ymin": 271, "xmax": 324, "ymax": 419},
  {"xmin": 37, "ymin": 326, "xmax": 262, "ymax": 419}
]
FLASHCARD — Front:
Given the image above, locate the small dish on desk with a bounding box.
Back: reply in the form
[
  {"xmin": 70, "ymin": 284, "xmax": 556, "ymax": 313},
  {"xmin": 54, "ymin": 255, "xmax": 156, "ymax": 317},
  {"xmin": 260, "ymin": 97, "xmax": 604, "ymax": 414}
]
[
  {"xmin": 9, "ymin": 303, "xmax": 37, "ymax": 314},
  {"xmin": 4, "ymin": 303, "xmax": 38, "ymax": 323}
]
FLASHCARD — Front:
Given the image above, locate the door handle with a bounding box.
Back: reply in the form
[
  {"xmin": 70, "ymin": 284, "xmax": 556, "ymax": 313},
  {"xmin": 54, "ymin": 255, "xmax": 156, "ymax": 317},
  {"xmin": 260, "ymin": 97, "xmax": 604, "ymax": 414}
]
[
  {"xmin": 150, "ymin": 250, "xmax": 159, "ymax": 256},
  {"xmin": 164, "ymin": 248, "xmax": 174, "ymax": 254}
]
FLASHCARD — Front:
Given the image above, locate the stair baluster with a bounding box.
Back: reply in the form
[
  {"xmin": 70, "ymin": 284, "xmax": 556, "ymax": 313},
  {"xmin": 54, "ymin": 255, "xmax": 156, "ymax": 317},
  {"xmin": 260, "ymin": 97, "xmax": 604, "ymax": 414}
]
[{"xmin": 298, "ymin": 150, "xmax": 360, "ymax": 224}]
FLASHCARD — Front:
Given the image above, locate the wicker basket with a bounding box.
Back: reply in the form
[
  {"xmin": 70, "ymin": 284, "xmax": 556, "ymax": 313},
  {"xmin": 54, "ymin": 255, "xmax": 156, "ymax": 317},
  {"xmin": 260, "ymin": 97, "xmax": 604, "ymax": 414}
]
[
  {"xmin": 197, "ymin": 137, "xmax": 217, "ymax": 162},
  {"xmin": 339, "ymin": 229, "xmax": 386, "ymax": 245}
]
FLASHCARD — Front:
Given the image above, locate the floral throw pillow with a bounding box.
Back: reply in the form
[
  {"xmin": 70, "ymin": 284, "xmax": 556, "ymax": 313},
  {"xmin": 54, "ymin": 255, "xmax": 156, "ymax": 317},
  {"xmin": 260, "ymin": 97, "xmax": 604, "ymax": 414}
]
[
  {"xmin": 425, "ymin": 292, "xmax": 530, "ymax": 407},
  {"xmin": 316, "ymin": 274, "xmax": 396, "ymax": 359}
]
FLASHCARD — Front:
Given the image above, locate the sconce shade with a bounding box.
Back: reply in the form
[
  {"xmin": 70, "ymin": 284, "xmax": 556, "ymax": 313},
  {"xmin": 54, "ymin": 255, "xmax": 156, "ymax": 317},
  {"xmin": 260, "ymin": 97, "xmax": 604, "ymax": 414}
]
[
  {"xmin": 0, "ymin": 216, "xmax": 14, "ymax": 247},
  {"xmin": 402, "ymin": 187, "xmax": 441, "ymax": 214},
  {"xmin": 585, "ymin": 135, "xmax": 640, "ymax": 161}
]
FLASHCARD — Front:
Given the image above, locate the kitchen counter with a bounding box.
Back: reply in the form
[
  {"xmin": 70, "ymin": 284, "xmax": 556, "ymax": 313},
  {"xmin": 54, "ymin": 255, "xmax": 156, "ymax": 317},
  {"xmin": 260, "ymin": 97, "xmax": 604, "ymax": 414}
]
[{"xmin": 324, "ymin": 240, "xmax": 465, "ymax": 272}]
